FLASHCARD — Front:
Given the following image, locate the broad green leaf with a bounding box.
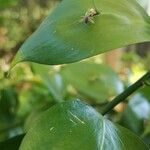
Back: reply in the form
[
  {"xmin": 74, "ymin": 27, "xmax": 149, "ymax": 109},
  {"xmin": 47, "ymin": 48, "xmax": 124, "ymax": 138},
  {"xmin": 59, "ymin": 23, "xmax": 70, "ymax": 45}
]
[
  {"xmin": 60, "ymin": 62, "xmax": 123, "ymax": 103},
  {"xmin": 20, "ymin": 100, "xmax": 148, "ymax": 150},
  {"xmin": 12, "ymin": 0, "xmax": 150, "ymax": 66},
  {"xmin": 31, "ymin": 63, "xmax": 65, "ymax": 102},
  {"xmin": 121, "ymin": 94, "xmax": 150, "ymax": 134},
  {"xmin": 0, "ymin": 134, "xmax": 25, "ymax": 150}
]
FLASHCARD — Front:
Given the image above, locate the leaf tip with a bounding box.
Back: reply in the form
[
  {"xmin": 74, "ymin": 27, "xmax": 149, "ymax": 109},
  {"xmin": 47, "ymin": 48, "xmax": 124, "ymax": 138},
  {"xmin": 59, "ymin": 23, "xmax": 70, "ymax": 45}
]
[{"xmin": 10, "ymin": 50, "xmax": 24, "ymax": 72}]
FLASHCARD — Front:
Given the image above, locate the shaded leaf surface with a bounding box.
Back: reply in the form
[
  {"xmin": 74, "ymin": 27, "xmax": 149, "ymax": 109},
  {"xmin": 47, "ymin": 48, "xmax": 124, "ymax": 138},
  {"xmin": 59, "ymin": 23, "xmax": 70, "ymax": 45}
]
[
  {"xmin": 0, "ymin": 0, "xmax": 18, "ymax": 8},
  {"xmin": 20, "ymin": 100, "xmax": 148, "ymax": 150},
  {"xmin": 31, "ymin": 63, "xmax": 65, "ymax": 102},
  {"xmin": 60, "ymin": 62, "xmax": 123, "ymax": 103},
  {"xmin": 12, "ymin": 0, "xmax": 150, "ymax": 66},
  {"xmin": 0, "ymin": 134, "xmax": 25, "ymax": 150},
  {"xmin": 140, "ymin": 86, "xmax": 150, "ymax": 101},
  {"xmin": 121, "ymin": 94, "xmax": 150, "ymax": 134}
]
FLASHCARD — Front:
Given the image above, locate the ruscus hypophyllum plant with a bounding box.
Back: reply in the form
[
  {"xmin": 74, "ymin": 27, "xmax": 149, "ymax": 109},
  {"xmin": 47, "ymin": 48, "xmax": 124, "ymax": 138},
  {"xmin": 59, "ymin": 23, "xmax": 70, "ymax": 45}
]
[{"xmin": 10, "ymin": 0, "xmax": 150, "ymax": 149}]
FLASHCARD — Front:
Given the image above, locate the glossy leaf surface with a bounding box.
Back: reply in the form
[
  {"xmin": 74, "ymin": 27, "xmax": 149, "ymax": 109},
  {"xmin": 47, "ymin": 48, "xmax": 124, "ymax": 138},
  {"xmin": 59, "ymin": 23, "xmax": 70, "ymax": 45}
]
[
  {"xmin": 12, "ymin": 0, "xmax": 150, "ymax": 66},
  {"xmin": 20, "ymin": 100, "xmax": 148, "ymax": 150}
]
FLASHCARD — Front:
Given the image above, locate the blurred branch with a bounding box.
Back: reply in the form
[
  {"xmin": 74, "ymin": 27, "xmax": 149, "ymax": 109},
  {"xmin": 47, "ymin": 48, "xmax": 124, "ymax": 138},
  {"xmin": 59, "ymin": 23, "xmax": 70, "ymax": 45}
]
[
  {"xmin": 91, "ymin": 102, "xmax": 108, "ymax": 108},
  {"xmin": 101, "ymin": 71, "xmax": 150, "ymax": 115}
]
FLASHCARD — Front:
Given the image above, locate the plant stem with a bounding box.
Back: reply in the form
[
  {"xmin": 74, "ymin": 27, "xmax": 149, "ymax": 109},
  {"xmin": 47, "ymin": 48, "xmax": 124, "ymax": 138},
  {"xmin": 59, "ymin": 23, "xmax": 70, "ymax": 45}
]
[{"xmin": 101, "ymin": 71, "xmax": 150, "ymax": 115}]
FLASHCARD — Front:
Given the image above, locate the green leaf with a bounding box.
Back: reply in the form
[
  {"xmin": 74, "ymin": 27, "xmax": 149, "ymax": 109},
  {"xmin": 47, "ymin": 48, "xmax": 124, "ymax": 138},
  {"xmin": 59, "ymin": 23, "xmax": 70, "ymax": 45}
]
[
  {"xmin": 12, "ymin": 0, "xmax": 150, "ymax": 66},
  {"xmin": 60, "ymin": 62, "xmax": 123, "ymax": 103},
  {"xmin": 31, "ymin": 63, "xmax": 65, "ymax": 102},
  {"xmin": 121, "ymin": 94, "xmax": 150, "ymax": 134},
  {"xmin": 140, "ymin": 86, "xmax": 150, "ymax": 101},
  {"xmin": 0, "ymin": 134, "xmax": 25, "ymax": 150},
  {"xmin": 143, "ymin": 122, "xmax": 150, "ymax": 137},
  {"xmin": 19, "ymin": 100, "xmax": 148, "ymax": 150},
  {"xmin": 143, "ymin": 122, "xmax": 150, "ymax": 148},
  {"xmin": 0, "ymin": 87, "xmax": 18, "ymax": 118},
  {"xmin": 0, "ymin": 0, "xmax": 18, "ymax": 8}
]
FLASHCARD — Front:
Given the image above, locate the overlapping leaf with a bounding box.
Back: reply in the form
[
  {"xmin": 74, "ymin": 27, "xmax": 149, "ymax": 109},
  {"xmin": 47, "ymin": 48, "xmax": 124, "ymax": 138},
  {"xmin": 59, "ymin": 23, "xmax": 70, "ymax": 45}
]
[
  {"xmin": 20, "ymin": 100, "xmax": 148, "ymax": 150},
  {"xmin": 121, "ymin": 94, "xmax": 150, "ymax": 134},
  {"xmin": 0, "ymin": 134, "xmax": 25, "ymax": 150},
  {"xmin": 12, "ymin": 0, "xmax": 150, "ymax": 66},
  {"xmin": 60, "ymin": 62, "xmax": 123, "ymax": 103}
]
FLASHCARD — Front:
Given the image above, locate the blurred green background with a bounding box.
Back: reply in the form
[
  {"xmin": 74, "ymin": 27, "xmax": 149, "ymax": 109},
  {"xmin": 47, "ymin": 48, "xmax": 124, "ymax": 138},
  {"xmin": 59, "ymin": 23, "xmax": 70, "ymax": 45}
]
[{"xmin": 0, "ymin": 0, "xmax": 150, "ymax": 148}]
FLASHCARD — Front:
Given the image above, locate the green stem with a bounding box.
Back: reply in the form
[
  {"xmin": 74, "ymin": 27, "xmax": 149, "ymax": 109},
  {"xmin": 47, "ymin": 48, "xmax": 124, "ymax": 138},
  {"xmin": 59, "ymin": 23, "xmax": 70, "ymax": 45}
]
[{"xmin": 101, "ymin": 71, "xmax": 150, "ymax": 115}]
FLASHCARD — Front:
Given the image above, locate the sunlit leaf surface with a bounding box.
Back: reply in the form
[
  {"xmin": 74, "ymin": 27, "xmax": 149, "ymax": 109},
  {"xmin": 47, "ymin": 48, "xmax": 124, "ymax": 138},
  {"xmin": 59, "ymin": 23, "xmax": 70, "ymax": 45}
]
[
  {"xmin": 12, "ymin": 0, "xmax": 150, "ymax": 66},
  {"xmin": 20, "ymin": 100, "xmax": 148, "ymax": 150}
]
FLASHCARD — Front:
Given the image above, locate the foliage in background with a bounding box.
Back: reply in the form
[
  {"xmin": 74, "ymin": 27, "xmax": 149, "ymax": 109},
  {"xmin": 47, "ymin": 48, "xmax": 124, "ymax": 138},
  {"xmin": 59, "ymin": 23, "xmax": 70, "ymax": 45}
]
[{"xmin": 0, "ymin": 0, "xmax": 150, "ymax": 149}]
